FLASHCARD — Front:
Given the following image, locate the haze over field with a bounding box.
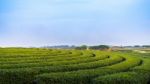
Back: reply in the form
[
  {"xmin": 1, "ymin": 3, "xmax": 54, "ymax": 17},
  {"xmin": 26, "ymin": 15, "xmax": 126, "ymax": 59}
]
[{"xmin": 0, "ymin": 0, "xmax": 150, "ymax": 47}]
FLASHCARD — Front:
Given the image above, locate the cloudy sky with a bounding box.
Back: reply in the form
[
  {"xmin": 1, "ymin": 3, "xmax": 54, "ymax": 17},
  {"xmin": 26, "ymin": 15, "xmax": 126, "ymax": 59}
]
[{"xmin": 0, "ymin": 0, "xmax": 150, "ymax": 47}]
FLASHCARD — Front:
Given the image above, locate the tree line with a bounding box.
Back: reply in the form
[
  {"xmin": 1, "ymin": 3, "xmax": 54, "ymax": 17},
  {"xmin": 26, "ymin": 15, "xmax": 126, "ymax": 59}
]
[{"xmin": 75, "ymin": 45, "xmax": 110, "ymax": 50}]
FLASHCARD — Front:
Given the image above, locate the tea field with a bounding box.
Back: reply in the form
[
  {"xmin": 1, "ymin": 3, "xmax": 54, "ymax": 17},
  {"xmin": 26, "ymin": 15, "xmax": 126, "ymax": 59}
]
[{"xmin": 0, "ymin": 48, "xmax": 150, "ymax": 84}]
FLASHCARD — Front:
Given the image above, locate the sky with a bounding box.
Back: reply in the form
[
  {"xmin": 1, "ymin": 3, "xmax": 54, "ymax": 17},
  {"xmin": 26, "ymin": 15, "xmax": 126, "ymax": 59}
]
[{"xmin": 0, "ymin": 0, "xmax": 150, "ymax": 47}]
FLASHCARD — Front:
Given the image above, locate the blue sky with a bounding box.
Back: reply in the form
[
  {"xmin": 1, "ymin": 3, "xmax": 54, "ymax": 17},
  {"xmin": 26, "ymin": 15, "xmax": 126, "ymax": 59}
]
[{"xmin": 0, "ymin": 0, "xmax": 150, "ymax": 47}]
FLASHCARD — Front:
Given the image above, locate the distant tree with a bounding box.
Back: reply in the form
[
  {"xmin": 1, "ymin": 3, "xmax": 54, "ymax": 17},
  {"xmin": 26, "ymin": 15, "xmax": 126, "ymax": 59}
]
[
  {"xmin": 134, "ymin": 45, "xmax": 141, "ymax": 48},
  {"xmin": 75, "ymin": 45, "xmax": 87, "ymax": 50},
  {"xmin": 89, "ymin": 45, "xmax": 110, "ymax": 50},
  {"xmin": 142, "ymin": 45, "xmax": 150, "ymax": 48}
]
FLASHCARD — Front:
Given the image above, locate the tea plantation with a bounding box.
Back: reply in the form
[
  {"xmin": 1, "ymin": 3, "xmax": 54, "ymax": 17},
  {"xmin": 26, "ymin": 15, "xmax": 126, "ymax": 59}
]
[{"xmin": 0, "ymin": 48, "xmax": 150, "ymax": 84}]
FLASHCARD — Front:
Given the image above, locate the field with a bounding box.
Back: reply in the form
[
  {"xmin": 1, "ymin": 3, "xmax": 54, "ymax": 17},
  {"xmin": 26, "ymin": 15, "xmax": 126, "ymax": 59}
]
[{"xmin": 0, "ymin": 48, "xmax": 150, "ymax": 84}]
